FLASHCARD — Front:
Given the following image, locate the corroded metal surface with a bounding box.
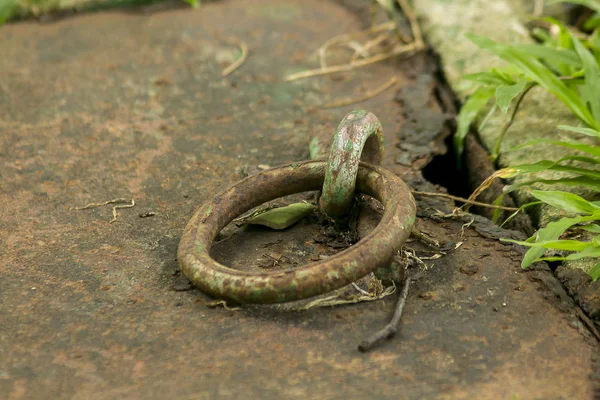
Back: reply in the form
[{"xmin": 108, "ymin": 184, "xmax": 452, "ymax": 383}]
[
  {"xmin": 178, "ymin": 160, "xmax": 415, "ymax": 303},
  {"xmin": 316, "ymin": 110, "xmax": 384, "ymax": 218},
  {"xmin": 0, "ymin": 0, "xmax": 598, "ymax": 398}
]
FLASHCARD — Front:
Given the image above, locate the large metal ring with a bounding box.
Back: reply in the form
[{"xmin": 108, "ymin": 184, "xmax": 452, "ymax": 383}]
[
  {"xmin": 319, "ymin": 110, "xmax": 384, "ymax": 218},
  {"xmin": 177, "ymin": 160, "xmax": 416, "ymax": 304}
]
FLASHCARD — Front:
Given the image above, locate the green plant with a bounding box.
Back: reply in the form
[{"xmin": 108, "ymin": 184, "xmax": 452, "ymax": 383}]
[
  {"xmin": 456, "ymin": 3, "xmax": 600, "ymax": 280},
  {"xmin": 183, "ymin": 0, "xmax": 199, "ymax": 8},
  {"xmin": 0, "ymin": 0, "xmax": 17, "ymax": 23},
  {"xmin": 0, "ymin": 0, "xmax": 200, "ymax": 25}
]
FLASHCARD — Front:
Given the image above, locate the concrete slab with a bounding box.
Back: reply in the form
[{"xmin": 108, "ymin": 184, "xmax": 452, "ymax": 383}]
[{"xmin": 0, "ymin": 1, "xmax": 598, "ymax": 398}]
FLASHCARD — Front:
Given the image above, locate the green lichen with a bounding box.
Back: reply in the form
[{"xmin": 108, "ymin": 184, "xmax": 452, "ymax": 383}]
[{"xmin": 195, "ymin": 240, "xmax": 206, "ymax": 253}]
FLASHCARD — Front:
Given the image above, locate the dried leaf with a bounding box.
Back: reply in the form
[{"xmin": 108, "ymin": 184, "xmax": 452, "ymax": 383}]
[{"xmin": 242, "ymin": 202, "xmax": 316, "ymax": 230}]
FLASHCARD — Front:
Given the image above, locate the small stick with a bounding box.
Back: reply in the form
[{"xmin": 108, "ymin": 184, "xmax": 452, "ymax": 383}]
[
  {"xmin": 411, "ymin": 226, "xmax": 440, "ymax": 247},
  {"xmin": 317, "ymin": 21, "xmax": 397, "ymax": 70},
  {"xmin": 368, "ymin": 20, "xmax": 397, "ymax": 34},
  {"xmin": 206, "ymin": 300, "xmax": 241, "ymax": 311},
  {"xmin": 352, "ymin": 282, "xmax": 371, "ymax": 296},
  {"xmin": 342, "ymin": 41, "xmax": 371, "ymax": 60},
  {"xmin": 322, "ymin": 77, "xmax": 397, "ymax": 109},
  {"xmin": 350, "ymin": 31, "xmax": 393, "ymax": 63},
  {"xmin": 358, "ymin": 277, "xmax": 411, "ymax": 352},
  {"xmin": 110, "ymin": 199, "xmax": 135, "ymax": 223},
  {"xmin": 221, "ymin": 41, "xmax": 249, "ymax": 77},
  {"xmin": 75, "ymin": 197, "xmax": 135, "ymax": 223},
  {"xmin": 319, "ymin": 33, "xmax": 352, "ymax": 70},
  {"xmin": 411, "ymin": 190, "xmax": 519, "ymax": 211},
  {"xmin": 396, "ymin": 0, "xmax": 424, "ymax": 48},
  {"xmin": 284, "ymin": 42, "xmax": 419, "ymax": 82},
  {"xmin": 75, "ymin": 198, "xmax": 131, "ymax": 210}
]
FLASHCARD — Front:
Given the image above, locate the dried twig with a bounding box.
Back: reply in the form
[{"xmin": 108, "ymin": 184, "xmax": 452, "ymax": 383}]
[
  {"xmin": 221, "ymin": 41, "xmax": 249, "ymax": 77},
  {"xmin": 75, "ymin": 197, "xmax": 135, "ymax": 223},
  {"xmin": 369, "ymin": 20, "xmax": 397, "ymax": 34},
  {"xmin": 299, "ymin": 280, "xmax": 395, "ymax": 310},
  {"xmin": 318, "ymin": 21, "xmax": 397, "ymax": 69},
  {"xmin": 411, "ymin": 226, "xmax": 440, "ymax": 247},
  {"xmin": 396, "ymin": 0, "xmax": 424, "ymax": 48},
  {"xmin": 352, "ymin": 282, "xmax": 371, "ymax": 296},
  {"xmin": 75, "ymin": 198, "xmax": 131, "ymax": 210},
  {"xmin": 427, "ymin": 208, "xmax": 476, "ymax": 237},
  {"xmin": 358, "ymin": 277, "xmax": 411, "ymax": 352},
  {"xmin": 285, "ymin": 42, "xmax": 419, "ymax": 82},
  {"xmin": 350, "ymin": 31, "xmax": 393, "ymax": 63},
  {"xmin": 411, "ymin": 190, "xmax": 519, "ymax": 211},
  {"xmin": 399, "ymin": 249, "xmax": 429, "ymax": 271},
  {"xmin": 139, "ymin": 212, "xmax": 156, "ymax": 218},
  {"xmin": 463, "ymin": 168, "xmax": 517, "ymax": 212},
  {"xmin": 287, "ymin": 1, "xmax": 424, "ymax": 82},
  {"xmin": 110, "ymin": 199, "xmax": 135, "ymax": 223},
  {"xmin": 206, "ymin": 300, "xmax": 241, "ymax": 311},
  {"xmin": 319, "ymin": 34, "xmax": 353, "ymax": 70},
  {"xmin": 322, "ymin": 77, "xmax": 397, "ymax": 109},
  {"xmin": 416, "ymin": 241, "xmax": 463, "ymax": 260}
]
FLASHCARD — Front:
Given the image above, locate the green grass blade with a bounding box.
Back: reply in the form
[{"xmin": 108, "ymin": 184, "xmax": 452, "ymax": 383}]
[
  {"xmin": 467, "ymin": 34, "xmax": 600, "ymax": 130},
  {"xmin": 520, "ymin": 215, "xmax": 591, "ymax": 267},
  {"xmin": 565, "ymin": 246, "xmax": 600, "ymax": 260},
  {"xmin": 463, "ymin": 72, "xmax": 510, "ymax": 85},
  {"xmin": 510, "ymin": 160, "xmax": 600, "ymax": 179},
  {"xmin": 0, "ymin": 0, "xmax": 16, "ymax": 24},
  {"xmin": 510, "ymin": 137, "xmax": 600, "ymax": 157},
  {"xmin": 514, "ymin": 44, "xmax": 581, "ymax": 69},
  {"xmin": 532, "ymin": 27, "xmax": 553, "ymax": 44},
  {"xmin": 504, "ymin": 176, "xmax": 600, "ymax": 193},
  {"xmin": 499, "ymin": 201, "xmax": 543, "ymax": 228},
  {"xmin": 568, "ymin": 29, "xmax": 600, "ymax": 122},
  {"xmin": 583, "ymin": 14, "xmax": 600, "ymax": 30},
  {"xmin": 577, "ymin": 224, "xmax": 600, "ymax": 233},
  {"xmin": 495, "ymin": 77, "xmax": 527, "ymax": 114},
  {"xmin": 535, "ymin": 256, "xmax": 569, "ymax": 262},
  {"xmin": 531, "ymin": 190, "xmax": 600, "ymax": 214},
  {"xmin": 454, "ymin": 85, "xmax": 495, "ymax": 160},
  {"xmin": 590, "ymin": 29, "xmax": 600, "ymax": 52},
  {"xmin": 510, "ymin": 239, "xmax": 594, "ymax": 251},
  {"xmin": 491, "ymin": 194, "xmax": 505, "ymax": 223},
  {"xmin": 554, "ymin": 155, "xmax": 600, "ymax": 165},
  {"xmin": 588, "ymin": 261, "xmax": 600, "ymax": 281},
  {"xmin": 184, "ymin": 0, "xmax": 200, "ymax": 8},
  {"xmin": 478, "ymin": 103, "xmax": 498, "ymax": 132}
]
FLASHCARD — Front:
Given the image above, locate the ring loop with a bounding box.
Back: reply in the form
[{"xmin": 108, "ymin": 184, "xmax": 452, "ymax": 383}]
[
  {"xmin": 319, "ymin": 110, "xmax": 384, "ymax": 218},
  {"xmin": 177, "ymin": 160, "xmax": 415, "ymax": 304}
]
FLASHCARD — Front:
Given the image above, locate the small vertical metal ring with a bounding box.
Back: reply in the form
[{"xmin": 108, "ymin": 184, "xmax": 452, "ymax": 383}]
[{"xmin": 319, "ymin": 110, "xmax": 384, "ymax": 218}]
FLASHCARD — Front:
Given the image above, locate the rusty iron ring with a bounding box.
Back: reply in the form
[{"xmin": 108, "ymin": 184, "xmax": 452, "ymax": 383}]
[
  {"xmin": 319, "ymin": 110, "xmax": 384, "ymax": 219},
  {"xmin": 177, "ymin": 160, "xmax": 416, "ymax": 304}
]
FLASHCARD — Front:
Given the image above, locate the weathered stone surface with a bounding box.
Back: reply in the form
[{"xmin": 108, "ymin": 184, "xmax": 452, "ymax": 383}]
[{"xmin": 412, "ymin": 0, "xmax": 598, "ymax": 277}]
